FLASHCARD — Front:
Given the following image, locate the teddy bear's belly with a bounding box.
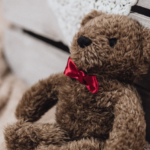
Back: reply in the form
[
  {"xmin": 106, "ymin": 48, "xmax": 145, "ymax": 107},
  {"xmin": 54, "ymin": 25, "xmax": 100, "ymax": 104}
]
[{"xmin": 56, "ymin": 84, "xmax": 115, "ymax": 140}]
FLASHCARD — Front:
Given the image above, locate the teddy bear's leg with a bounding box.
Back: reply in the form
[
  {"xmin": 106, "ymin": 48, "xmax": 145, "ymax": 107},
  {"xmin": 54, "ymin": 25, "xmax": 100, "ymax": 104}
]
[
  {"xmin": 4, "ymin": 120, "xmax": 70, "ymax": 150},
  {"xmin": 15, "ymin": 72, "xmax": 66, "ymax": 122},
  {"xmin": 35, "ymin": 137, "xmax": 104, "ymax": 150}
]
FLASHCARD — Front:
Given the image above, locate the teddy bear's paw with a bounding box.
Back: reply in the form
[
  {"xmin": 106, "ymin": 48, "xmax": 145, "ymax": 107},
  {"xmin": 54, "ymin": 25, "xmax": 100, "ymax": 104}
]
[{"xmin": 4, "ymin": 120, "xmax": 39, "ymax": 150}]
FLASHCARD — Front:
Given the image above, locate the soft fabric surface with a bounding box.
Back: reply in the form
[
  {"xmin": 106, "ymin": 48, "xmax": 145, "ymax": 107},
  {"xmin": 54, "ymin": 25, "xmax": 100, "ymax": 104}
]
[
  {"xmin": 0, "ymin": 46, "xmax": 56, "ymax": 149},
  {"xmin": 48, "ymin": 0, "xmax": 137, "ymax": 45},
  {"xmin": 0, "ymin": 45, "xmax": 28, "ymax": 148}
]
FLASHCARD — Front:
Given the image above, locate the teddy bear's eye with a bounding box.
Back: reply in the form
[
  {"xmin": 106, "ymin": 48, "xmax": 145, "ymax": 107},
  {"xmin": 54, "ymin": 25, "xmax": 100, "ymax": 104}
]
[{"xmin": 109, "ymin": 38, "xmax": 117, "ymax": 48}]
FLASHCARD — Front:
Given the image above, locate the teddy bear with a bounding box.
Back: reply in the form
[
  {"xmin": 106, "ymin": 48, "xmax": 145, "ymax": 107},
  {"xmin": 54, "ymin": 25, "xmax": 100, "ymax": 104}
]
[{"xmin": 4, "ymin": 10, "xmax": 150, "ymax": 150}]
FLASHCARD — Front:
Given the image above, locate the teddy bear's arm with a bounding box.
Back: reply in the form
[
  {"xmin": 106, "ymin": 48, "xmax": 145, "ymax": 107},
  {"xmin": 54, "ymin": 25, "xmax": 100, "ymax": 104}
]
[
  {"xmin": 103, "ymin": 89, "xmax": 146, "ymax": 150},
  {"xmin": 15, "ymin": 72, "xmax": 66, "ymax": 122}
]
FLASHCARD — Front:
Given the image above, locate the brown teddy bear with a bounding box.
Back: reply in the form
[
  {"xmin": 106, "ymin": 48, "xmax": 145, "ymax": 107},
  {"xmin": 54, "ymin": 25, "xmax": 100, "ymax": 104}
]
[{"xmin": 4, "ymin": 10, "xmax": 150, "ymax": 150}]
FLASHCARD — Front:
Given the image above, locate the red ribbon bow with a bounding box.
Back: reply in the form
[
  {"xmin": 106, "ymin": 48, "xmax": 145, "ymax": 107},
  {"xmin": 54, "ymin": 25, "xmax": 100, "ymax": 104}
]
[{"xmin": 64, "ymin": 57, "xmax": 99, "ymax": 93}]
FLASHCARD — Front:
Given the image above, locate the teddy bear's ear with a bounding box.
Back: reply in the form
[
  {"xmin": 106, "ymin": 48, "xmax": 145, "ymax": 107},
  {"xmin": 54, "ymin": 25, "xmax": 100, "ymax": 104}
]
[
  {"xmin": 81, "ymin": 10, "xmax": 103, "ymax": 26},
  {"xmin": 141, "ymin": 26, "xmax": 150, "ymax": 63}
]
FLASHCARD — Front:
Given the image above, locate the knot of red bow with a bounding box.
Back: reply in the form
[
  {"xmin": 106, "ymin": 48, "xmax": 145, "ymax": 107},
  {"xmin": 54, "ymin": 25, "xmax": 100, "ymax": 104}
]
[{"xmin": 64, "ymin": 57, "xmax": 99, "ymax": 94}]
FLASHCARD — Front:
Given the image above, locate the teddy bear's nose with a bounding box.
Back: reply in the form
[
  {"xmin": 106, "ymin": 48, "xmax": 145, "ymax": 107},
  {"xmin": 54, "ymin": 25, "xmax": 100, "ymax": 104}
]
[{"xmin": 77, "ymin": 35, "xmax": 92, "ymax": 48}]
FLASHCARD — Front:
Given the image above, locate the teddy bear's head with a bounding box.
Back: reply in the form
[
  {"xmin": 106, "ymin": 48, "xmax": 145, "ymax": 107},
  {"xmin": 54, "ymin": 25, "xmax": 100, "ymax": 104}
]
[{"xmin": 70, "ymin": 10, "xmax": 150, "ymax": 82}]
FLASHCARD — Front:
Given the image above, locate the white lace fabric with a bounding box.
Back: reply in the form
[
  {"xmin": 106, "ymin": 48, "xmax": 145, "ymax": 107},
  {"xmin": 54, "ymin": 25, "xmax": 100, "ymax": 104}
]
[{"xmin": 48, "ymin": 0, "xmax": 137, "ymax": 46}]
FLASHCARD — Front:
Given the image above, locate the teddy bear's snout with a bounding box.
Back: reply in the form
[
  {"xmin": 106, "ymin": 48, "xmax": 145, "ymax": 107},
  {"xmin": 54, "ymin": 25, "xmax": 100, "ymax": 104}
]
[{"xmin": 77, "ymin": 35, "xmax": 92, "ymax": 48}]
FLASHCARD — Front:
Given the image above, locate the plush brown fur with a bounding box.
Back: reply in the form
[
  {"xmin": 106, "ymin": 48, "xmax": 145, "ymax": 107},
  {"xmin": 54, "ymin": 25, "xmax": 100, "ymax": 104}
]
[{"xmin": 4, "ymin": 10, "xmax": 150, "ymax": 150}]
